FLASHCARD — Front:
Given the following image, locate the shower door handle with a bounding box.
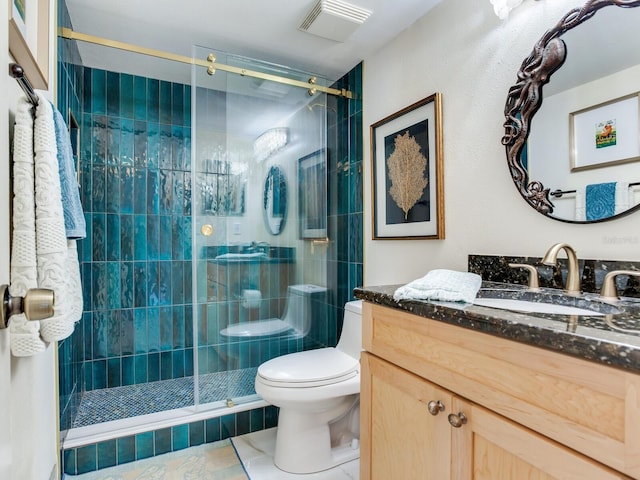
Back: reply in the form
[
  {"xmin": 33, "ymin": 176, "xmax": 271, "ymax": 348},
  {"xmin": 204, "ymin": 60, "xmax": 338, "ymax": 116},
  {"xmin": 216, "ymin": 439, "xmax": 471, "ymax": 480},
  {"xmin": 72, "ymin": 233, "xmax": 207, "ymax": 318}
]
[{"xmin": 0, "ymin": 284, "xmax": 55, "ymax": 329}]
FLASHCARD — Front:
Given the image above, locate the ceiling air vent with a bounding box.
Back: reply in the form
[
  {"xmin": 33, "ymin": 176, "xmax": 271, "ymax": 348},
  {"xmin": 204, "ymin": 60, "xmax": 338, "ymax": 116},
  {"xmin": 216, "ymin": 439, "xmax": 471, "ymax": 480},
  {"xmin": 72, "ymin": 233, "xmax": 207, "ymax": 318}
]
[{"xmin": 299, "ymin": 0, "xmax": 372, "ymax": 42}]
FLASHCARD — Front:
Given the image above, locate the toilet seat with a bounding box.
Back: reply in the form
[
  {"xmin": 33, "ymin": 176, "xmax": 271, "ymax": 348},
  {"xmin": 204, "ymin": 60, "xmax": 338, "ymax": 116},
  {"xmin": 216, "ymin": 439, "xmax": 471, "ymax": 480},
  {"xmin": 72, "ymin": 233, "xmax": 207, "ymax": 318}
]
[
  {"xmin": 257, "ymin": 347, "xmax": 359, "ymax": 388},
  {"xmin": 220, "ymin": 318, "xmax": 292, "ymax": 338}
]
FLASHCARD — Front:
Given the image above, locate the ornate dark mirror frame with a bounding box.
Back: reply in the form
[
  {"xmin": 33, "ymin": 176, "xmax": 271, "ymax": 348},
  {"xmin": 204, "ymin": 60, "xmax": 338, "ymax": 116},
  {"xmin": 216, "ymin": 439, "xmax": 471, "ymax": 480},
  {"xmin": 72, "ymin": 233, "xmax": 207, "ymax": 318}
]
[{"xmin": 502, "ymin": 0, "xmax": 640, "ymax": 223}]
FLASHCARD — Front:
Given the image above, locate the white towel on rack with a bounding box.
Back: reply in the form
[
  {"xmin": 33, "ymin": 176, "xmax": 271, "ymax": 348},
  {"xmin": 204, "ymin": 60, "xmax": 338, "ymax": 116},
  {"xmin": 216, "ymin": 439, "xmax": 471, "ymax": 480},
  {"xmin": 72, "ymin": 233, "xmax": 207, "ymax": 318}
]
[
  {"xmin": 9, "ymin": 96, "xmax": 47, "ymax": 356},
  {"xmin": 33, "ymin": 94, "xmax": 83, "ymax": 343}
]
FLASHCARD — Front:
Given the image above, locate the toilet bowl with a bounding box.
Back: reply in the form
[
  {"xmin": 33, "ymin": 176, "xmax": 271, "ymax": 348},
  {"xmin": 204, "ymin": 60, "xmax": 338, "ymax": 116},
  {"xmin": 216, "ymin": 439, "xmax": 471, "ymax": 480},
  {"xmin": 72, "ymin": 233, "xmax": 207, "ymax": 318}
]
[
  {"xmin": 220, "ymin": 284, "xmax": 327, "ymax": 339},
  {"xmin": 255, "ymin": 300, "xmax": 363, "ymax": 474}
]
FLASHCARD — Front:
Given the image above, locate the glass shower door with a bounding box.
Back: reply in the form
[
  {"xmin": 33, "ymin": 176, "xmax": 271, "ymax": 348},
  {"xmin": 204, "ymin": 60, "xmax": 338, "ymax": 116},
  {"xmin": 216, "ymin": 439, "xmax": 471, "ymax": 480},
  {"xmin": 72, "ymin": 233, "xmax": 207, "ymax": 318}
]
[{"xmin": 191, "ymin": 45, "xmax": 330, "ymax": 410}]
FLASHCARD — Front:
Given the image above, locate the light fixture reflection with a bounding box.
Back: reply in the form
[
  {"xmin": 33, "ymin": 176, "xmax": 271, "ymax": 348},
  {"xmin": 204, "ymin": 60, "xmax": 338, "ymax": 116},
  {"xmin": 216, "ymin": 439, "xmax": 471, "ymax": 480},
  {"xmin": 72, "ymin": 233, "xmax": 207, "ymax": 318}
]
[
  {"xmin": 254, "ymin": 127, "xmax": 290, "ymax": 163},
  {"xmin": 490, "ymin": 0, "xmax": 525, "ymax": 19}
]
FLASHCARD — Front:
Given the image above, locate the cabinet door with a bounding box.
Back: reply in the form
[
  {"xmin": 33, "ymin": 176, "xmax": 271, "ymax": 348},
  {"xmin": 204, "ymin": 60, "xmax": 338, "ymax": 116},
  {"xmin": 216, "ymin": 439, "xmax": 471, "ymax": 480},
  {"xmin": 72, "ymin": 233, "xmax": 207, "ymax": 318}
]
[
  {"xmin": 450, "ymin": 397, "xmax": 631, "ymax": 480},
  {"xmin": 361, "ymin": 353, "xmax": 452, "ymax": 480}
]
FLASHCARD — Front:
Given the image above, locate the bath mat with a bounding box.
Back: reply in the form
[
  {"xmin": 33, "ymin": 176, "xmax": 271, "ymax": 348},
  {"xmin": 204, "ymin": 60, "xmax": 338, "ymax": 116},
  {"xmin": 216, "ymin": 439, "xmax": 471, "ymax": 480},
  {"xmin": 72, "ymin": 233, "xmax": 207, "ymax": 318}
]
[{"xmin": 66, "ymin": 439, "xmax": 249, "ymax": 480}]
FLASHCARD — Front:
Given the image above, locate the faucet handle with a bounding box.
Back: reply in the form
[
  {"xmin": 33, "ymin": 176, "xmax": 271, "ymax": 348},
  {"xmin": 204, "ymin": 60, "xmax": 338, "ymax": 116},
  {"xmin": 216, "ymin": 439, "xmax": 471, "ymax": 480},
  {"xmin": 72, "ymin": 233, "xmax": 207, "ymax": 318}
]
[
  {"xmin": 600, "ymin": 270, "xmax": 640, "ymax": 301},
  {"xmin": 508, "ymin": 263, "xmax": 540, "ymax": 290}
]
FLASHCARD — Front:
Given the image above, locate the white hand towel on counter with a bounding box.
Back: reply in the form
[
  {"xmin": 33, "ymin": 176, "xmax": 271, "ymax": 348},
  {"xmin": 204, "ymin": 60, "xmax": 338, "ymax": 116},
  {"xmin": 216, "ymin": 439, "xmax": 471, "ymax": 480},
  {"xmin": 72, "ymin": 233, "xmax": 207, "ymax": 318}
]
[{"xmin": 393, "ymin": 269, "xmax": 483, "ymax": 304}]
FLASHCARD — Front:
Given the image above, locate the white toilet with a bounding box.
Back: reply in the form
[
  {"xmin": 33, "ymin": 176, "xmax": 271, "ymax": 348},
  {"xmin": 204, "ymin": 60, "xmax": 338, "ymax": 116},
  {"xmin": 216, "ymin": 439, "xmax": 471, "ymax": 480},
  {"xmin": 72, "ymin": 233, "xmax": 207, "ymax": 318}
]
[
  {"xmin": 220, "ymin": 284, "xmax": 327, "ymax": 339},
  {"xmin": 255, "ymin": 300, "xmax": 363, "ymax": 474}
]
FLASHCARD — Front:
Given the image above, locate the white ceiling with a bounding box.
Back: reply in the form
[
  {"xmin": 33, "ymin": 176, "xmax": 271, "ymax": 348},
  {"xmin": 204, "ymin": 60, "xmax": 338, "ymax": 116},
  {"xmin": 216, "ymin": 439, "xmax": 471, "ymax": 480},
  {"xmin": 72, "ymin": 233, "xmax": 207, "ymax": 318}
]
[{"xmin": 65, "ymin": 0, "xmax": 443, "ymax": 81}]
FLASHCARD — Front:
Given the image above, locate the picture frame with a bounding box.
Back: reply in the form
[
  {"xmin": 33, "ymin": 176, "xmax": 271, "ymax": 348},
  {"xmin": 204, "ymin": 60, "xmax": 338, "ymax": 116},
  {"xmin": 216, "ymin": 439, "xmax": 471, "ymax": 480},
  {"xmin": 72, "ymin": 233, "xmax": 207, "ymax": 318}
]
[
  {"xmin": 298, "ymin": 149, "xmax": 327, "ymax": 239},
  {"xmin": 370, "ymin": 93, "xmax": 444, "ymax": 239},
  {"xmin": 9, "ymin": 0, "xmax": 50, "ymax": 90},
  {"xmin": 570, "ymin": 92, "xmax": 640, "ymax": 172}
]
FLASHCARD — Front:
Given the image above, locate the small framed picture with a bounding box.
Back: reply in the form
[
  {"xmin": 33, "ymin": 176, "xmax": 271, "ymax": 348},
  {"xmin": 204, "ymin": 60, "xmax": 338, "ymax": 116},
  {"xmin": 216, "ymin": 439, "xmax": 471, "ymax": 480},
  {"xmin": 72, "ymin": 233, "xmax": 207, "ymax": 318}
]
[
  {"xmin": 570, "ymin": 92, "xmax": 640, "ymax": 172},
  {"xmin": 370, "ymin": 93, "xmax": 444, "ymax": 239}
]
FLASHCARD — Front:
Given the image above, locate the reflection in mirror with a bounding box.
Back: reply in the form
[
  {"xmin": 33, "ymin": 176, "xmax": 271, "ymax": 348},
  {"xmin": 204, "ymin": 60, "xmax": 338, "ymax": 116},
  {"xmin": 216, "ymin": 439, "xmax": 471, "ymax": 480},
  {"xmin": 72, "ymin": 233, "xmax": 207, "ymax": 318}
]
[
  {"xmin": 502, "ymin": 0, "xmax": 640, "ymax": 223},
  {"xmin": 263, "ymin": 165, "xmax": 288, "ymax": 235}
]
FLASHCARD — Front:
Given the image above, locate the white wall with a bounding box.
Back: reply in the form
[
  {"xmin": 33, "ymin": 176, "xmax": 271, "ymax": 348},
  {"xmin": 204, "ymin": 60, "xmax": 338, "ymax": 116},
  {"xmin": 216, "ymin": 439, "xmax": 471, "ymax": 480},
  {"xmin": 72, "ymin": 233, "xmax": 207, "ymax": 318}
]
[
  {"xmin": 1, "ymin": 0, "xmax": 58, "ymax": 478},
  {"xmin": 363, "ymin": 0, "xmax": 640, "ymax": 286}
]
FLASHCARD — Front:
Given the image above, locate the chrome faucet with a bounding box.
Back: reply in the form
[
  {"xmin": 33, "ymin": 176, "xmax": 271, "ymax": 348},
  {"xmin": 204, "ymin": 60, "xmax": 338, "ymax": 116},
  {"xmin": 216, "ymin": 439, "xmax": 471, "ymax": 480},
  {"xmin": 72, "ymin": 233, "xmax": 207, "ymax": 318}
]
[
  {"xmin": 541, "ymin": 243, "xmax": 581, "ymax": 295},
  {"xmin": 600, "ymin": 270, "xmax": 640, "ymax": 301}
]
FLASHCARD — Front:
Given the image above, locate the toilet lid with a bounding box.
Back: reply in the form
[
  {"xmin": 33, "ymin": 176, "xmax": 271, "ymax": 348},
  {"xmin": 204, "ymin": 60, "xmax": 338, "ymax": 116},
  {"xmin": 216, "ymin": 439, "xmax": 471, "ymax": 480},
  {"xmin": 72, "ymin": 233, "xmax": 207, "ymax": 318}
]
[
  {"xmin": 257, "ymin": 347, "xmax": 359, "ymax": 388},
  {"xmin": 220, "ymin": 319, "xmax": 291, "ymax": 338}
]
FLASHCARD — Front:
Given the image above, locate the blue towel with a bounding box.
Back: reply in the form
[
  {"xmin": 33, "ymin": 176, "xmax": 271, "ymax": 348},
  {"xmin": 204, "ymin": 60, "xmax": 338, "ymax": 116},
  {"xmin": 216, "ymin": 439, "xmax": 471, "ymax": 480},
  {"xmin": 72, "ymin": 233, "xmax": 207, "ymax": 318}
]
[
  {"xmin": 586, "ymin": 182, "xmax": 616, "ymax": 221},
  {"xmin": 52, "ymin": 104, "xmax": 86, "ymax": 239}
]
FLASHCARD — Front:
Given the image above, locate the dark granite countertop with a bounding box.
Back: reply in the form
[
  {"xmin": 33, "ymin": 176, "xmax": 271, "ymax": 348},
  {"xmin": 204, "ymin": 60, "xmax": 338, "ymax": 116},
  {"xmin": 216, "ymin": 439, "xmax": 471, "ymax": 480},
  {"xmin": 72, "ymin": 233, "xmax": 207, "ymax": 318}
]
[{"xmin": 354, "ymin": 282, "xmax": 640, "ymax": 375}]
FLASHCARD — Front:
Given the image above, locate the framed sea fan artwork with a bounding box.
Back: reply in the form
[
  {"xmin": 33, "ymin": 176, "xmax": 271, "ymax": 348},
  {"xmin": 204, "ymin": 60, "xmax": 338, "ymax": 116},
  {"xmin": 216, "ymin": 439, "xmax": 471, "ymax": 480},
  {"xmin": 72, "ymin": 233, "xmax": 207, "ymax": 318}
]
[{"xmin": 370, "ymin": 93, "xmax": 444, "ymax": 239}]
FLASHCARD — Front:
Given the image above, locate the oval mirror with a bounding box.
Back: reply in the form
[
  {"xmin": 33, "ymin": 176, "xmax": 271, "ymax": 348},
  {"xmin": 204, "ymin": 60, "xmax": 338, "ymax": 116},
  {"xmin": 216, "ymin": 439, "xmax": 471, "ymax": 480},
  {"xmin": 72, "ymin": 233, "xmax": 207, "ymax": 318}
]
[
  {"xmin": 502, "ymin": 0, "xmax": 640, "ymax": 223},
  {"xmin": 263, "ymin": 165, "xmax": 288, "ymax": 235}
]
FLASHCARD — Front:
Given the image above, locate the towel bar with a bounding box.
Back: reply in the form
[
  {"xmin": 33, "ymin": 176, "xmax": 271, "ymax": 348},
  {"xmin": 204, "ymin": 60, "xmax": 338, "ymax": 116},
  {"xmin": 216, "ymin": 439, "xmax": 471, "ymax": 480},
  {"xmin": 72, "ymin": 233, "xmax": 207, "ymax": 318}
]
[{"xmin": 0, "ymin": 284, "xmax": 55, "ymax": 329}]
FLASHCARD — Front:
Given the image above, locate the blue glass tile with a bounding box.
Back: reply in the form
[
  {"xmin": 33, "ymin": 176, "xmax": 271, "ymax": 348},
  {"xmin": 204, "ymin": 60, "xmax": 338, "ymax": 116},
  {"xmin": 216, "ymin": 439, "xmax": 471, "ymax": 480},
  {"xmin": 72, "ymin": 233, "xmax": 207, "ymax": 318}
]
[
  {"xmin": 265, "ymin": 405, "xmax": 279, "ymax": 429},
  {"xmin": 250, "ymin": 408, "xmax": 264, "ymax": 432},
  {"xmin": 121, "ymin": 309, "xmax": 134, "ymax": 356},
  {"xmin": 122, "ymin": 355, "xmax": 136, "ymax": 385},
  {"xmin": 147, "ymin": 307, "xmax": 160, "ymax": 353},
  {"xmin": 134, "ymin": 76, "xmax": 147, "ymax": 121},
  {"xmin": 106, "ymin": 308, "xmax": 121, "ymax": 357},
  {"xmin": 91, "ymin": 163, "xmax": 106, "ymax": 213},
  {"xmin": 184, "ymin": 85, "xmax": 191, "ymax": 128},
  {"xmin": 106, "ymin": 71, "xmax": 120, "ymax": 117},
  {"xmin": 349, "ymin": 213, "xmax": 363, "ymax": 264},
  {"xmin": 159, "ymin": 216, "xmax": 172, "ymax": 260},
  {"xmin": 63, "ymin": 448, "xmax": 76, "ymax": 475},
  {"xmin": 184, "ymin": 347, "xmax": 194, "ymax": 376},
  {"xmin": 183, "ymin": 216, "xmax": 192, "ymax": 260},
  {"xmin": 134, "ymin": 120, "xmax": 147, "ymax": 168},
  {"xmin": 147, "ymin": 79, "xmax": 160, "ymax": 123},
  {"xmin": 184, "ymin": 127, "xmax": 192, "ymax": 171},
  {"xmin": 158, "ymin": 169, "xmax": 172, "ymax": 214},
  {"xmin": 134, "ymin": 261, "xmax": 147, "ymax": 307},
  {"xmin": 117, "ymin": 435, "xmax": 136, "ymax": 464},
  {"xmin": 205, "ymin": 417, "xmax": 221, "ymax": 443},
  {"xmin": 121, "ymin": 261, "xmax": 134, "ymax": 308},
  {"xmin": 92, "ymin": 115, "xmax": 107, "ymax": 164},
  {"xmin": 91, "ymin": 212, "xmax": 105, "ymax": 262},
  {"xmin": 106, "ymin": 117, "xmax": 120, "ymax": 166},
  {"xmin": 84, "ymin": 360, "xmax": 93, "ymax": 391},
  {"xmin": 221, "ymin": 414, "xmax": 236, "ymax": 439},
  {"xmin": 82, "ymin": 312, "xmax": 93, "ymax": 361},
  {"xmin": 106, "ymin": 165, "xmax": 120, "ymax": 213},
  {"xmin": 146, "ymin": 215, "xmax": 159, "ymax": 261},
  {"xmin": 183, "ymin": 171, "xmax": 192, "ymax": 215},
  {"xmin": 134, "ymin": 308, "xmax": 148, "ymax": 354},
  {"xmin": 134, "ymin": 354, "xmax": 148, "ymax": 384},
  {"xmin": 236, "ymin": 410, "xmax": 250, "ymax": 436},
  {"xmin": 155, "ymin": 427, "xmax": 171, "ymax": 455},
  {"xmin": 120, "ymin": 215, "xmax": 134, "ymax": 261},
  {"xmin": 97, "ymin": 439, "xmax": 117, "ymax": 469},
  {"xmin": 172, "ymin": 83, "xmax": 184, "ymax": 126},
  {"xmin": 148, "ymin": 352, "xmax": 160, "ymax": 382},
  {"xmin": 133, "ymin": 215, "xmax": 147, "ymax": 261},
  {"xmin": 76, "ymin": 443, "xmax": 97, "ymax": 474},
  {"xmin": 158, "ymin": 261, "xmax": 171, "ymax": 305},
  {"xmin": 134, "ymin": 169, "xmax": 147, "ymax": 214},
  {"xmin": 172, "ymin": 217, "xmax": 184, "ymax": 262},
  {"xmin": 159, "ymin": 124, "xmax": 172, "ymax": 169},
  {"xmin": 120, "ymin": 166, "xmax": 134, "ymax": 214},
  {"xmin": 106, "ymin": 214, "xmax": 120, "ymax": 262},
  {"xmin": 159, "ymin": 81, "xmax": 172, "ymax": 125},
  {"xmin": 147, "ymin": 122, "xmax": 159, "ymax": 169},
  {"xmin": 189, "ymin": 420, "xmax": 204, "ymax": 446},
  {"xmin": 173, "ymin": 349, "xmax": 185, "ymax": 378},
  {"xmin": 147, "ymin": 169, "xmax": 160, "ymax": 215},
  {"xmin": 107, "ymin": 357, "xmax": 121, "ymax": 387},
  {"xmin": 135, "ymin": 431, "xmax": 154, "ymax": 460},
  {"xmin": 172, "ymin": 126, "xmax": 185, "ymax": 171},
  {"xmin": 147, "ymin": 261, "xmax": 159, "ymax": 306},
  {"xmin": 92, "ymin": 359, "xmax": 107, "ymax": 389},
  {"xmin": 172, "ymin": 170, "xmax": 184, "ymax": 215},
  {"xmin": 92, "ymin": 311, "xmax": 107, "ymax": 359},
  {"xmin": 159, "ymin": 307, "xmax": 172, "ymax": 351},
  {"xmin": 121, "ymin": 118, "xmax": 134, "ymax": 166},
  {"xmin": 160, "ymin": 351, "xmax": 172, "ymax": 380},
  {"xmin": 349, "ymin": 160, "xmax": 363, "ymax": 214},
  {"xmin": 184, "ymin": 305, "xmax": 193, "ymax": 347},
  {"xmin": 91, "ymin": 262, "xmax": 107, "ymax": 310},
  {"xmin": 82, "ymin": 67, "xmax": 92, "ymax": 113},
  {"xmin": 172, "ymin": 424, "xmax": 189, "ymax": 450},
  {"xmin": 91, "ymin": 69, "xmax": 106, "ymax": 115},
  {"xmin": 120, "ymin": 74, "xmax": 134, "ymax": 119},
  {"xmin": 171, "ymin": 262, "xmax": 184, "ymax": 306}
]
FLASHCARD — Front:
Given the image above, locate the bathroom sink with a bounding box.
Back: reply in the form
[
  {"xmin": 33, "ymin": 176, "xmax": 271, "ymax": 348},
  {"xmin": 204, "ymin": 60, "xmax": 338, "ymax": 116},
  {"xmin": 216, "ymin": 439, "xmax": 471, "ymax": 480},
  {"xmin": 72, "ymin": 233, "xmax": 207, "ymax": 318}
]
[{"xmin": 473, "ymin": 298, "xmax": 606, "ymax": 316}]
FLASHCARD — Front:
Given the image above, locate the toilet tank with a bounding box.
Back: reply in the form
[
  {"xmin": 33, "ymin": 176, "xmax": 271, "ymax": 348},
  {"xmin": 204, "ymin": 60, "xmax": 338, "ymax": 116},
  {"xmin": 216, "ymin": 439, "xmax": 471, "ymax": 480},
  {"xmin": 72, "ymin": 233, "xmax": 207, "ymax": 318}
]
[
  {"xmin": 336, "ymin": 300, "xmax": 363, "ymax": 360},
  {"xmin": 282, "ymin": 284, "xmax": 328, "ymax": 335}
]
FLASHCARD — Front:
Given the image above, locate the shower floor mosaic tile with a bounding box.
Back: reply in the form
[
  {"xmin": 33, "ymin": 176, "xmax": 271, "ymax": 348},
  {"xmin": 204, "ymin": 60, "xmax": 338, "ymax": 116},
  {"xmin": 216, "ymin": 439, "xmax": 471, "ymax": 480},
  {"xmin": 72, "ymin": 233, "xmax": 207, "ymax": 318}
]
[{"xmin": 73, "ymin": 368, "xmax": 258, "ymax": 427}]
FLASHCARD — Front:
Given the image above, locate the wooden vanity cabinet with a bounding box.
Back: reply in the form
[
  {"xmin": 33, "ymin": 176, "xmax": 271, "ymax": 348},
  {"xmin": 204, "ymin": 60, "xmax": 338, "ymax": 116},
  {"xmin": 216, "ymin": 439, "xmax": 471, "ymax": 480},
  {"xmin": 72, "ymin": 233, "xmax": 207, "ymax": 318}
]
[{"xmin": 360, "ymin": 302, "xmax": 638, "ymax": 479}]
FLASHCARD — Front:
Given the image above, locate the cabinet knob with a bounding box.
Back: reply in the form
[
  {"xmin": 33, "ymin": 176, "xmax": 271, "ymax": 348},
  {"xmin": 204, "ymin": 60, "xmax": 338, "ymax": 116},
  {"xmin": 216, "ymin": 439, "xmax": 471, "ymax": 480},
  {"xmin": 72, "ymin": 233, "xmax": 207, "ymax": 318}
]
[
  {"xmin": 427, "ymin": 400, "xmax": 445, "ymax": 416},
  {"xmin": 448, "ymin": 412, "xmax": 467, "ymax": 428}
]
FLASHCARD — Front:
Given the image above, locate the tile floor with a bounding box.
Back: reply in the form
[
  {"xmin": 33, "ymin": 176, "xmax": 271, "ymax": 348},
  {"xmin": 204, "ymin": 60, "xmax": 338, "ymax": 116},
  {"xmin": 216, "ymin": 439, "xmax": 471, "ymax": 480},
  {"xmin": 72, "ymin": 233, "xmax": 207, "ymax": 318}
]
[{"xmin": 233, "ymin": 428, "xmax": 359, "ymax": 480}]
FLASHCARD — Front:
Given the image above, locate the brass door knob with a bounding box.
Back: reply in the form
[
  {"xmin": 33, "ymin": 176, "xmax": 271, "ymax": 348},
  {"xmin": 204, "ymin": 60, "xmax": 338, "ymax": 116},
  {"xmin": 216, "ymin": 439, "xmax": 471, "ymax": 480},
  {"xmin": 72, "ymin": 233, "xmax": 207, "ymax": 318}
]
[
  {"xmin": 1, "ymin": 284, "xmax": 55, "ymax": 329},
  {"xmin": 448, "ymin": 412, "xmax": 468, "ymax": 428},
  {"xmin": 427, "ymin": 400, "xmax": 445, "ymax": 416}
]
